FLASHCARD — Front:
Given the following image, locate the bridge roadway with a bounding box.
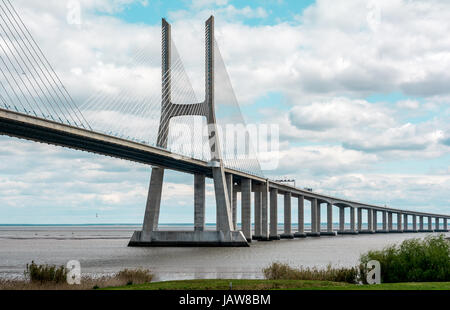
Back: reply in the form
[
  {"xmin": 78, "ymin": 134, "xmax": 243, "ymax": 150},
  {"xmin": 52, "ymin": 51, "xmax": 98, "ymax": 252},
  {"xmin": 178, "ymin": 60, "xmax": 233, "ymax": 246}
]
[{"xmin": 1, "ymin": 108, "xmax": 449, "ymax": 240}]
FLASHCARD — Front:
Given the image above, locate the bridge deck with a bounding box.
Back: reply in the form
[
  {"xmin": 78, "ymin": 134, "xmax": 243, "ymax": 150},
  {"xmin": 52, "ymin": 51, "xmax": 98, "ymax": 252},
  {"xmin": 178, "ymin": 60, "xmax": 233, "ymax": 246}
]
[{"xmin": 0, "ymin": 108, "xmax": 448, "ymax": 220}]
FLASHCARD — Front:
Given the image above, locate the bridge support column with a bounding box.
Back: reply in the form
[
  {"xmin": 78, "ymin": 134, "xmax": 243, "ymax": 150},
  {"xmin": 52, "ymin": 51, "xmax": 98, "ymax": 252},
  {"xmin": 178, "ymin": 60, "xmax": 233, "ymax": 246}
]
[
  {"xmin": 339, "ymin": 207, "xmax": 345, "ymax": 233},
  {"xmin": 281, "ymin": 192, "xmax": 294, "ymax": 239},
  {"xmin": 316, "ymin": 201, "xmax": 321, "ymax": 234},
  {"xmin": 444, "ymin": 218, "xmax": 448, "ymax": 231},
  {"xmin": 253, "ymin": 184, "xmax": 262, "ymax": 240},
  {"xmin": 241, "ymin": 178, "xmax": 252, "ymax": 242},
  {"xmin": 412, "ymin": 215, "xmax": 417, "ymax": 232},
  {"xmin": 367, "ymin": 209, "xmax": 373, "ymax": 233},
  {"xmin": 435, "ymin": 217, "xmax": 440, "ymax": 231},
  {"xmin": 397, "ymin": 213, "xmax": 403, "ymax": 232},
  {"xmin": 194, "ymin": 174, "xmax": 206, "ymax": 231},
  {"xmin": 308, "ymin": 199, "xmax": 320, "ymax": 237},
  {"xmin": 232, "ymin": 187, "xmax": 238, "ymax": 230},
  {"xmin": 403, "ymin": 213, "xmax": 409, "ymax": 231},
  {"xmin": 372, "ymin": 210, "xmax": 377, "ymax": 233},
  {"xmin": 320, "ymin": 202, "xmax": 335, "ymax": 236},
  {"xmin": 142, "ymin": 167, "xmax": 164, "ymax": 234},
  {"xmin": 381, "ymin": 211, "xmax": 387, "ymax": 232},
  {"xmin": 225, "ymin": 174, "xmax": 234, "ymax": 230},
  {"xmin": 260, "ymin": 182, "xmax": 270, "ymax": 241},
  {"xmin": 428, "ymin": 217, "xmax": 433, "ymax": 231},
  {"xmin": 357, "ymin": 208, "xmax": 362, "ymax": 231},
  {"xmin": 295, "ymin": 196, "xmax": 306, "ymax": 238},
  {"xmin": 350, "ymin": 207, "xmax": 357, "ymax": 233},
  {"xmin": 269, "ymin": 188, "xmax": 280, "ymax": 240},
  {"xmin": 388, "ymin": 212, "xmax": 393, "ymax": 232},
  {"xmin": 327, "ymin": 203, "xmax": 334, "ymax": 233},
  {"xmin": 419, "ymin": 216, "xmax": 424, "ymax": 231}
]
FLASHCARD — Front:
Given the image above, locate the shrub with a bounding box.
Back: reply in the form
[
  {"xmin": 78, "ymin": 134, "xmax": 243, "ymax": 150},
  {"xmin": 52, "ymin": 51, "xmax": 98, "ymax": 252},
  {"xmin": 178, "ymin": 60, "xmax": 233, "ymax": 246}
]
[
  {"xmin": 359, "ymin": 234, "xmax": 450, "ymax": 283},
  {"xmin": 24, "ymin": 261, "xmax": 68, "ymax": 284},
  {"xmin": 263, "ymin": 262, "xmax": 358, "ymax": 284},
  {"xmin": 115, "ymin": 268, "xmax": 154, "ymax": 285}
]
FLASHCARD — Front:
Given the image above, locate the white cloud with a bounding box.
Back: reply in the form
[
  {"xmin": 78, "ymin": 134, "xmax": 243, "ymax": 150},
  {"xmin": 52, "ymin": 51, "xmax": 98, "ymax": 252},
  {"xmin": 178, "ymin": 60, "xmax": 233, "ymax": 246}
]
[
  {"xmin": 396, "ymin": 100, "xmax": 420, "ymax": 110},
  {"xmin": 190, "ymin": 0, "xmax": 229, "ymax": 9}
]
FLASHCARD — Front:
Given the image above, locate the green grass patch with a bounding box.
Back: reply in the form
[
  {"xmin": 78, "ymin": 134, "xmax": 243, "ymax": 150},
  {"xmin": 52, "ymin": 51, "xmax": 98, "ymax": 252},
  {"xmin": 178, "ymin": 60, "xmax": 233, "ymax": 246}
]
[{"xmin": 103, "ymin": 279, "xmax": 450, "ymax": 290}]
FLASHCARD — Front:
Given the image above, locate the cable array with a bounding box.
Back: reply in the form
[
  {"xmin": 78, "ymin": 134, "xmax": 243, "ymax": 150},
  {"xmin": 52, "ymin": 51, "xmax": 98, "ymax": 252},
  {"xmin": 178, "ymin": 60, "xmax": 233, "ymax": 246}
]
[
  {"xmin": 0, "ymin": 0, "xmax": 90, "ymax": 129},
  {"xmin": 214, "ymin": 40, "xmax": 264, "ymax": 178}
]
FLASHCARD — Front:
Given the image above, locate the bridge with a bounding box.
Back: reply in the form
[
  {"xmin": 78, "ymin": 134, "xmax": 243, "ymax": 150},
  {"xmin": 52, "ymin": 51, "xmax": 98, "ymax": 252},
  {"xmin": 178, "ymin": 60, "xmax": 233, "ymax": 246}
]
[{"xmin": 0, "ymin": 1, "xmax": 448, "ymax": 247}]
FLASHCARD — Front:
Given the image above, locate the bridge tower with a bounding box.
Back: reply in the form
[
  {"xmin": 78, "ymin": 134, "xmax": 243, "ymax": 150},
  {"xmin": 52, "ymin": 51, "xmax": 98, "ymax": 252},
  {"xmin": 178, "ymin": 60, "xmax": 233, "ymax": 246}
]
[{"xmin": 129, "ymin": 17, "xmax": 248, "ymax": 246}]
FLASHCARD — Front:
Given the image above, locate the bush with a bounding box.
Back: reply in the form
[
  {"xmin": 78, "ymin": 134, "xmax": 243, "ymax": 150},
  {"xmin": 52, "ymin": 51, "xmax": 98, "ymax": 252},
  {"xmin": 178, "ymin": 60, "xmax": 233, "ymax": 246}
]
[
  {"xmin": 263, "ymin": 262, "xmax": 358, "ymax": 284},
  {"xmin": 359, "ymin": 234, "xmax": 450, "ymax": 283},
  {"xmin": 115, "ymin": 268, "xmax": 154, "ymax": 285},
  {"xmin": 24, "ymin": 261, "xmax": 68, "ymax": 284}
]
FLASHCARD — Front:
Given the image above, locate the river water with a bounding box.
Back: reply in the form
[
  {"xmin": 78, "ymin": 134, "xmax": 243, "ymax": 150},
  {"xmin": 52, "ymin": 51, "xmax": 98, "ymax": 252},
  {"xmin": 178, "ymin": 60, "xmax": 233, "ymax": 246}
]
[{"xmin": 0, "ymin": 225, "xmax": 447, "ymax": 282}]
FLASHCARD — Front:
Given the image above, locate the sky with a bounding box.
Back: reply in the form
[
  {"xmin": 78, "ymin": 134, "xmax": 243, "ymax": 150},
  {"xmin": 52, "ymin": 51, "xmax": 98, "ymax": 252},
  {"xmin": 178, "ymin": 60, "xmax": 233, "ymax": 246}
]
[{"xmin": 0, "ymin": 0, "xmax": 449, "ymax": 224}]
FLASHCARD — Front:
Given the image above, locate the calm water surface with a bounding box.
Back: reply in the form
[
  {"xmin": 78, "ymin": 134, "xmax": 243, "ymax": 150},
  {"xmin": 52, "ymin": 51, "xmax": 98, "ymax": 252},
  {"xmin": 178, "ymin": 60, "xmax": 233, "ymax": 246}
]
[{"xmin": 0, "ymin": 225, "xmax": 447, "ymax": 281}]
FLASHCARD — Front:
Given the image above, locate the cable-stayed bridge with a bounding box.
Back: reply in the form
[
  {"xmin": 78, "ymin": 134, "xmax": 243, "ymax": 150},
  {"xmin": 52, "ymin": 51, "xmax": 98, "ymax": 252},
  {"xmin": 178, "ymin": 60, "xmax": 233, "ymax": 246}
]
[{"xmin": 0, "ymin": 1, "xmax": 448, "ymax": 246}]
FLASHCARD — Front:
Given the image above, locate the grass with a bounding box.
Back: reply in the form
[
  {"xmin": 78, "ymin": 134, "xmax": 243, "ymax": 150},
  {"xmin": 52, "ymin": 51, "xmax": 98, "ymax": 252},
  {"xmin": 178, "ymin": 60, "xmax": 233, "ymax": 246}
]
[{"xmin": 103, "ymin": 279, "xmax": 450, "ymax": 290}]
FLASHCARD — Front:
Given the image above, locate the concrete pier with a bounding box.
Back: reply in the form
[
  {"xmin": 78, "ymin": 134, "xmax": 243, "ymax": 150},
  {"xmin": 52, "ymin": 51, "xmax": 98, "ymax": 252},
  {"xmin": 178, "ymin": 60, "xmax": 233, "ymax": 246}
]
[
  {"xmin": 367, "ymin": 209, "xmax": 374, "ymax": 233},
  {"xmin": 350, "ymin": 207, "xmax": 356, "ymax": 232},
  {"xmin": 379, "ymin": 210, "xmax": 388, "ymax": 233},
  {"xmin": 143, "ymin": 167, "xmax": 165, "ymax": 233},
  {"xmin": 129, "ymin": 230, "xmax": 248, "ymax": 247},
  {"xmin": 372, "ymin": 209, "xmax": 377, "ymax": 233},
  {"xmin": 269, "ymin": 188, "xmax": 280, "ymax": 240},
  {"xmin": 281, "ymin": 192, "xmax": 294, "ymax": 239},
  {"xmin": 307, "ymin": 199, "xmax": 320, "ymax": 237},
  {"xmin": 232, "ymin": 187, "xmax": 238, "ymax": 230},
  {"xmin": 357, "ymin": 208, "xmax": 362, "ymax": 231},
  {"xmin": 319, "ymin": 202, "xmax": 336, "ymax": 236},
  {"xmin": 412, "ymin": 215, "xmax": 417, "ymax": 232},
  {"xmin": 403, "ymin": 213, "xmax": 408, "ymax": 231},
  {"xmin": 397, "ymin": 213, "xmax": 403, "ymax": 232},
  {"xmin": 339, "ymin": 206, "xmax": 345, "ymax": 232},
  {"xmin": 445, "ymin": 218, "xmax": 448, "ymax": 231},
  {"xmin": 388, "ymin": 212, "xmax": 393, "ymax": 231},
  {"xmin": 294, "ymin": 195, "xmax": 306, "ymax": 238},
  {"xmin": 260, "ymin": 182, "xmax": 270, "ymax": 241},
  {"xmin": 225, "ymin": 174, "xmax": 234, "ymax": 230},
  {"xmin": 194, "ymin": 174, "xmax": 206, "ymax": 231},
  {"xmin": 252, "ymin": 184, "xmax": 262, "ymax": 240},
  {"xmin": 241, "ymin": 178, "xmax": 252, "ymax": 242},
  {"xmin": 316, "ymin": 201, "xmax": 322, "ymax": 235},
  {"xmin": 327, "ymin": 203, "xmax": 334, "ymax": 232}
]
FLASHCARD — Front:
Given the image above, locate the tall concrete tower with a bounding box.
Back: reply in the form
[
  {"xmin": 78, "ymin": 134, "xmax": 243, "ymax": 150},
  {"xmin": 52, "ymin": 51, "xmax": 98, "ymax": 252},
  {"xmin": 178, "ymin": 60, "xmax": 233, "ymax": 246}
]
[{"xmin": 129, "ymin": 17, "xmax": 247, "ymax": 246}]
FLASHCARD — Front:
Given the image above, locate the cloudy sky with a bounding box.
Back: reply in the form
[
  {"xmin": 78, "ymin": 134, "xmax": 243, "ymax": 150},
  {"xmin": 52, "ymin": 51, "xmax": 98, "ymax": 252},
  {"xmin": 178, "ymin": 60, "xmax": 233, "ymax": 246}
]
[{"xmin": 0, "ymin": 0, "xmax": 449, "ymax": 224}]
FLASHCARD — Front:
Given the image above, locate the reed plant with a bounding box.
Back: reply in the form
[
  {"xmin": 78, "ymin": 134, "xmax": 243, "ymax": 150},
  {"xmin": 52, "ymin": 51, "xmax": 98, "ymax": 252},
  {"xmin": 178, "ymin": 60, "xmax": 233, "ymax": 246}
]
[
  {"xmin": 359, "ymin": 234, "xmax": 450, "ymax": 283},
  {"xmin": 263, "ymin": 262, "xmax": 359, "ymax": 284}
]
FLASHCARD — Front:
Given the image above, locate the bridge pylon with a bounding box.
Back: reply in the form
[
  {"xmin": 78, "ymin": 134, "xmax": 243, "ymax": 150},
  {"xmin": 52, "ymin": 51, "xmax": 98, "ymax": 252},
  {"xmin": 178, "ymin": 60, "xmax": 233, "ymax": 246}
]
[{"xmin": 128, "ymin": 16, "xmax": 248, "ymax": 247}]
